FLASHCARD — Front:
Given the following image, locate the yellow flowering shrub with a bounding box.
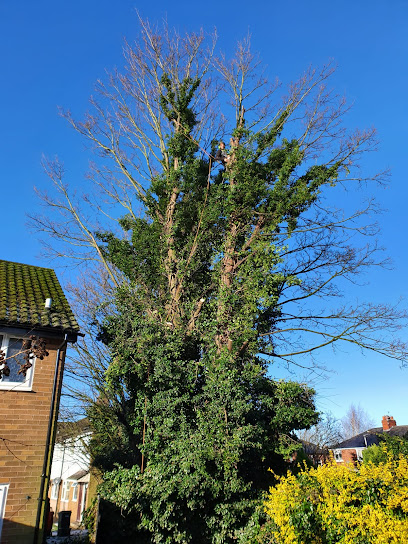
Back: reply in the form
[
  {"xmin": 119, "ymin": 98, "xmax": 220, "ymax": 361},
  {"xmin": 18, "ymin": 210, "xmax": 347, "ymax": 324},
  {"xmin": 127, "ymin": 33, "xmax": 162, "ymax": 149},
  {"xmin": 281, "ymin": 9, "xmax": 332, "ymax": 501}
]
[{"xmin": 264, "ymin": 446, "xmax": 408, "ymax": 543}]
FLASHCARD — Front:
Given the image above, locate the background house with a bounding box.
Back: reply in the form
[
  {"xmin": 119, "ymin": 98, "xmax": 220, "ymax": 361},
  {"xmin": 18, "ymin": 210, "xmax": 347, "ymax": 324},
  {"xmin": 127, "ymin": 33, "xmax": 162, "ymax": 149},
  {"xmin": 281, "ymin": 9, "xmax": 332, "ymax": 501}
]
[
  {"xmin": 0, "ymin": 260, "xmax": 79, "ymax": 544},
  {"xmin": 49, "ymin": 419, "xmax": 92, "ymax": 527},
  {"xmin": 330, "ymin": 415, "xmax": 408, "ymax": 464},
  {"xmin": 299, "ymin": 439, "xmax": 330, "ymax": 466}
]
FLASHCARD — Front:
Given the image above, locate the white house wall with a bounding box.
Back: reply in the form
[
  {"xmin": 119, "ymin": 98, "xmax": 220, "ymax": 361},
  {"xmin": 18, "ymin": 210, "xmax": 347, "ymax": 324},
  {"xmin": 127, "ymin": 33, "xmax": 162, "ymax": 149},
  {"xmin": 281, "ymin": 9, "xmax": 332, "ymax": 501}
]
[{"xmin": 50, "ymin": 433, "xmax": 91, "ymax": 481}]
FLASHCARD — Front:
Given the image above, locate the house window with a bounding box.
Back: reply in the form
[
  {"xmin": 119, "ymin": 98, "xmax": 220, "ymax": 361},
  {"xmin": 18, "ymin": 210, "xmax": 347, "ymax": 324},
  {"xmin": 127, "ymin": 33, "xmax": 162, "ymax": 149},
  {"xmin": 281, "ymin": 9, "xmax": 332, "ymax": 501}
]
[
  {"xmin": 356, "ymin": 450, "xmax": 364, "ymax": 462},
  {"xmin": 61, "ymin": 480, "xmax": 70, "ymax": 502},
  {"xmin": 0, "ymin": 484, "xmax": 9, "ymax": 539},
  {"xmin": 0, "ymin": 335, "xmax": 35, "ymax": 391},
  {"xmin": 51, "ymin": 481, "xmax": 60, "ymax": 500},
  {"xmin": 72, "ymin": 483, "xmax": 78, "ymax": 501},
  {"xmin": 334, "ymin": 450, "xmax": 342, "ymax": 461}
]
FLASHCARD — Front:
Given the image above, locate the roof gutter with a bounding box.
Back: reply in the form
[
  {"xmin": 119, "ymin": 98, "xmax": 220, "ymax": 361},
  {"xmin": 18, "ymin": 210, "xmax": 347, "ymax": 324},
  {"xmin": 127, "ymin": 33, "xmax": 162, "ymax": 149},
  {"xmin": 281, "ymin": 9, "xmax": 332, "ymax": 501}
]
[
  {"xmin": 33, "ymin": 333, "xmax": 68, "ymax": 544},
  {"xmin": 0, "ymin": 322, "xmax": 83, "ymax": 341}
]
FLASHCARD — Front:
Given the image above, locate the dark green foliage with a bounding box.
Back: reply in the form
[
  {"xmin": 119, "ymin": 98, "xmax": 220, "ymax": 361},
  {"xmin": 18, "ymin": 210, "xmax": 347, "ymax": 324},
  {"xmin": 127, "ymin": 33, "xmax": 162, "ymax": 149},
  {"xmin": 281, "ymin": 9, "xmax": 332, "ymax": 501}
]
[
  {"xmin": 363, "ymin": 434, "xmax": 408, "ymax": 465},
  {"xmin": 31, "ymin": 18, "xmax": 407, "ymax": 541},
  {"xmin": 86, "ymin": 70, "xmax": 347, "ymax": 543},
  {"xmin": 89, "ymin": 295, "xmax": 317, "ymax": 542},
  {"xmin": 290, "ymin": 448, "xmax": 315, "ymax": 475}
]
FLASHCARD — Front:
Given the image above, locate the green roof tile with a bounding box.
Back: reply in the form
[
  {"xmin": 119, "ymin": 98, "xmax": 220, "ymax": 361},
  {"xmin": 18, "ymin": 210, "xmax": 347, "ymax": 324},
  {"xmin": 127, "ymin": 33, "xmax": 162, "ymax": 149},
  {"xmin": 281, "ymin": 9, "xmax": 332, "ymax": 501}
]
[{"xmin": 0, "ymin": 260, "xmax": 80, "ymax": 333}]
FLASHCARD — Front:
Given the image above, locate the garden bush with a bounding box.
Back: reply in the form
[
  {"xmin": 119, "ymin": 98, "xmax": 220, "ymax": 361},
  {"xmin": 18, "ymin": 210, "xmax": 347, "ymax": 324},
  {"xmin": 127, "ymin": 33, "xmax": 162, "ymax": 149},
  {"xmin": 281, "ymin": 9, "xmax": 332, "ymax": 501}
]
[{"xmin": 264, "ymin": 444, "xmax": 408, "ymax": 543}]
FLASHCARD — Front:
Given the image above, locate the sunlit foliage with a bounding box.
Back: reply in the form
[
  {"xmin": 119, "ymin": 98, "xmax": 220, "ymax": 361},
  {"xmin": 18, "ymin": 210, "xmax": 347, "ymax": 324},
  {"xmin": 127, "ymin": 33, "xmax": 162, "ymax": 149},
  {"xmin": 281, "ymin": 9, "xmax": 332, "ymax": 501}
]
[{"xmin": 264, "ymin": 444, "xmax": 408, "ymax": 543}]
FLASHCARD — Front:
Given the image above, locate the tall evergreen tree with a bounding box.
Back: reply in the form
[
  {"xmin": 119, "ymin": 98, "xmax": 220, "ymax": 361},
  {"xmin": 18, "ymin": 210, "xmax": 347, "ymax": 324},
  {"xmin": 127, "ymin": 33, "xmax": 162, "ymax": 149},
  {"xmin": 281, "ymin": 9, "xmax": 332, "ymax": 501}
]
[
  {"xmin": 32, "ymin": 20, "xmax": 408, "ymax": 543},
  {"xmin": 88, "ymin": 70, "xmax": 321, "ymax": 542}
]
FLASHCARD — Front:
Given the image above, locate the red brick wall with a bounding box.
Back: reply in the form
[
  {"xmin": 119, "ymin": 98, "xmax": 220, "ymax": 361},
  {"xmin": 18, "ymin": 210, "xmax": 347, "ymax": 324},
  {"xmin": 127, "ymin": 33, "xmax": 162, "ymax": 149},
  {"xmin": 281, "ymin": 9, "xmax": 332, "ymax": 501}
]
[
  {"xmin": 49, "ymin": 481, "xmax": 89, "ymax": 527},
  {"xmin": 0, "ymin": 337, "xmax": 66, "ymax": 544},
  {"xmin": 338, "ymin": 448, "xmax": 357, "ymax": 465}
]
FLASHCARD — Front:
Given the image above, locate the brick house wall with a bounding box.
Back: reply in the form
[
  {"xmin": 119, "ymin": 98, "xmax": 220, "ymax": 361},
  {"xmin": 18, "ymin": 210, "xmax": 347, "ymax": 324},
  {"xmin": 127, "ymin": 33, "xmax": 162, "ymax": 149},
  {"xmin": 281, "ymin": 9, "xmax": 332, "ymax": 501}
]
[
  {"xmin": 339, "ymin": 448, "xmax": 357, "ymax": 464},
  {"xmin": 0, "ymin": 260, "xmax": 80, "ymax": 543},
  {"xmin": 49, "ymin": 479, "xmax": 89, "ymax": 527},
  {"xmin": 330, "ymin": 415, "xmax": 408, "ymax": 466},
  {"xmin": 0, "ymin": 337, "xmax": 66, "ymax": 544}
]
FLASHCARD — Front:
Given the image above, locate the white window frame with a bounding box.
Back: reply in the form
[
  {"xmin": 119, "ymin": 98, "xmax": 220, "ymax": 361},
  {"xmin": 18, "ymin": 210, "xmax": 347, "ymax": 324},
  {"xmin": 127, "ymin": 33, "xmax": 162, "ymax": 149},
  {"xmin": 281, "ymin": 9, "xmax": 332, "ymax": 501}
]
[
  {"xmin": 79, "ymin": 483, "xmax": 88, "ymax": 521},
  {"xmin": 0, "ymin": 334, "xmax": 36, "ymax": 391},
  {"xmin": 356, "ymin": 448, "xmax": 364, "ymax": 462},
  {"xmin": 72, "ymin": 482, "xmax": 78, "ymax": 502},
  {"xmin": 334, "ymin": 450, "xmax": 343, "ymax": 462},
  {"xmin": 0, "ymin": 484, "xmax": 9, "ymax": 539},
  {"xmin": 61, "ymin": 480, "xmax": 70, "ymax": 502},
  {"xmin": 51, "ymin": 481, "xmax": 60, "ymax": 500}
]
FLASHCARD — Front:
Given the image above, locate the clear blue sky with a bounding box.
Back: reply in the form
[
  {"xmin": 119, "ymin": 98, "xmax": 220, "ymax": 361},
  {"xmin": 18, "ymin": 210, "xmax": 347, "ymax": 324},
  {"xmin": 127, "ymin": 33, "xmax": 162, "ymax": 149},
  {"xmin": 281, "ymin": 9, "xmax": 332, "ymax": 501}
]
[{"xmin": 1, "ymin": 0, "xmax": 407, "ymax": 428}]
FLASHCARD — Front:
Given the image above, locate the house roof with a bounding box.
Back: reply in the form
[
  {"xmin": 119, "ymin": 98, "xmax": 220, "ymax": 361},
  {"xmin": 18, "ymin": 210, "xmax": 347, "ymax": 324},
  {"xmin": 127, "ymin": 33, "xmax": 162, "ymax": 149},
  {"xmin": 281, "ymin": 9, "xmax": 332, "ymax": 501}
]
[
  {"xmin": 0, "ymin": 260, "xmax": 80, "ymax": 334},
  {"xmin": 300, "ymin": 439, "xmax": 327, "ymax": 455},
  {"xmin": 67, "ymin": 469, "xmax": 89, "ymax": 482},
  {"xmin": 331, "ymin": 425, "xmax": 408, "ymax": 450},
  {"xmin": 56, "ymin": 418, "xmax": 91, "ymax": 443},
  {"xmin": 331, "ymin": 431, "xmax": 380, "ymax": 450}
]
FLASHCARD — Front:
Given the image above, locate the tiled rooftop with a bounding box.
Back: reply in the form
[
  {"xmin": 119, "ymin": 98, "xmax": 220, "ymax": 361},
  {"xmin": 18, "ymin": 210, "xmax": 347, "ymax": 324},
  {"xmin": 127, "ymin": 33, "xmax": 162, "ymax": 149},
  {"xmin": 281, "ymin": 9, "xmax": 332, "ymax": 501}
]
[
  {"xmin": 331, "ymin": 425, "xmax": 408, "ymax": 449},
  {"xmin": 0, "ymin": 260, "xmax": 80, "ymax": 333}
]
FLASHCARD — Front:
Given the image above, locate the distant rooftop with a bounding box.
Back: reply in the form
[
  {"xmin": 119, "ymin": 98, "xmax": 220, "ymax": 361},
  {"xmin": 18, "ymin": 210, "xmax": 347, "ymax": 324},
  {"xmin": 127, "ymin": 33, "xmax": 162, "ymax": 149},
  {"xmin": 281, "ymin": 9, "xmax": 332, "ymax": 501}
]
[
  {"xmin": 56, "ymin": 418, "xmax": 91, "ymax": 443},
  {"xmin": 331, "ymin": 425, "xmax": 408, "ymax": 450},
  {"xmin": 0, "ymin": 260, "xmax": 80, "ymax": 334}
]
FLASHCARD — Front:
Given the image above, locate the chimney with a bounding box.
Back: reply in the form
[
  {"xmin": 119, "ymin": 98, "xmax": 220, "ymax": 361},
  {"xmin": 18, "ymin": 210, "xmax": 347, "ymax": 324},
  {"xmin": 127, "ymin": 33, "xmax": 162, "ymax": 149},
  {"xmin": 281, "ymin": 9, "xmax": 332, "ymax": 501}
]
[{"xmin": 382, "ymin": 415, "xmax": 396, "ymax": 431}]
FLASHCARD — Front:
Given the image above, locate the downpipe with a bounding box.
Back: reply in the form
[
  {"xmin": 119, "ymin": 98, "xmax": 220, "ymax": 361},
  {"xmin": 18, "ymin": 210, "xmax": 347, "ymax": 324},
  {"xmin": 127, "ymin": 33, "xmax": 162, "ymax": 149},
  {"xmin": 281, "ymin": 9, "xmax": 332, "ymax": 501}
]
[{"xmin": 33, "ymin": 333, "xmax": 68, "ymax": 544}]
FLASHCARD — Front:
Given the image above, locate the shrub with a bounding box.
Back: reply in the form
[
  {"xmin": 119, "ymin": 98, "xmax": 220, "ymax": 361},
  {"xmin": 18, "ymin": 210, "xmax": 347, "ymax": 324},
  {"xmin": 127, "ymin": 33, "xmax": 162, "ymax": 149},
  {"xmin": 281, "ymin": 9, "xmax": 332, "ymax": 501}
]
[
  {"xmin": 264, "ymin": 445, "xmax": 408, "ymax": 543},
  {"xmin": 363, "ymin": 434, "xmax": 408, "ymax": 465}
]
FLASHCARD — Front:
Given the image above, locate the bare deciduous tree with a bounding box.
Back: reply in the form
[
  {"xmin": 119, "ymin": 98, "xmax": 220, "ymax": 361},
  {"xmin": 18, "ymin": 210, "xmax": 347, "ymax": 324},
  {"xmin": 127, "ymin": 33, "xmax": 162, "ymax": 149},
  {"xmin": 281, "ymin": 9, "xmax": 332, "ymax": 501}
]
[
  {"xmin": 297, "ymin": 411, "xmax": 343, "ymax": 450},
  {"xmin": 341, "ymin": 403, "xmax": 376, "ymax": 439},
  {"xmin": 26, "ymin": 19, "xmax": 408, "ymax": 541},
  {"xmin": 29, "ymin": 19, "xmax": 408, "ymax": 387}
]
